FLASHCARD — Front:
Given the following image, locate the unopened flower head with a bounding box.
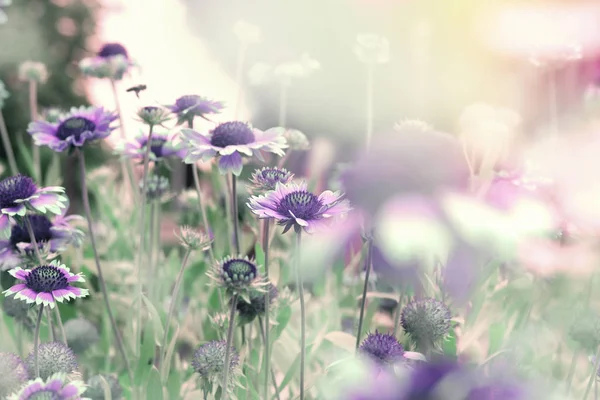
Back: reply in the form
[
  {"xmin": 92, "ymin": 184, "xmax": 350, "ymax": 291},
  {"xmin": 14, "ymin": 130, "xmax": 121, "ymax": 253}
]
[
  {"xmin": 355, "ymin": 33, "xmax": 390, "ymax": 64},
  {"xmin": 137, "ymin": 106, "xmax": 172, "ymax": 127},
  {"xmin": 168, "ymin": 95, "xmax": 224, "ymax": 126},
  {"xmin": 3, "ymin": 259, "xmax": 89, "ymax": 309},
  {"xmin": 85, "ymin": 374, "xmax": 123, "ymax": 400},
  {"xmin": 8, "ymin": 373, "xmax": 86, "ymax": 400},
  {"xmin": 28, "ymin": 106, "xmax": 117, "ymax": 152},
  {"xmin": 401, "ymin": 298, "xmax": 451, "ymax": 350},
  {"xmin": 18, "ymin": 61, "xmax": 49, "ymax": 84},
  {"xmin": 79, "ymin": 42, "xmax": 134, "ymax": 81},
  {"xmin": 64, "ymin": 317, "xmax": 100, "ymax": 354},
  {"xmin": 570, "ymin": 312, "xmax": 600, "ymax": 351},
  {"xmin": 0, "ymin": 175, "xmax": 68, "ymax": 234},
  {"xmin": 283, "ymin": 128, "xmax": 310, "ymax": 151},
  {"xmin": 210, "ymin": 255, "xmax": 262, "ymax": 294},
  {"xmin": 359, "ymin": 331, "xmax": 404, "ymax": 367},
  {"xmin": 176, "ymin": 226, "xmax": 213, "ymax": 250},
  {"xmin": 247, "ymin": 181, "xmax": 351, "ymax": 234},
  {"xmin": 2, "ymin": 295, "xmax": 33, "ymax": 329},
  {"xmin": 25, "ymin": 342, "xmax": 78, "ymax": 380},
  {"xmin": 0, "ymin": 79, "xmax": 9, "ymax": 109},
  {"xmin": 249, "ymin": 167, "xmax": 294, "ymax": 193},
  {"xmin": 140, "ymin": 175, "xmax": 172, "ymax": 202},
  {"xmin": 180, "ymin": 122, "xmax": 287, "ymax": 176},
  {"xmin": 191, "ymin": 340, "xmax": 240, "ymax": 385},
  {"xmin": 0, "ymin": 352, "xmax": 28, "ymax": 399},
  {"xmin": 236, "ymin": 282, "xmax": 278, "ymax": 324},
  {"xmin": 121, "ymin": 130, "xmax": 184, "ymax": 161}
]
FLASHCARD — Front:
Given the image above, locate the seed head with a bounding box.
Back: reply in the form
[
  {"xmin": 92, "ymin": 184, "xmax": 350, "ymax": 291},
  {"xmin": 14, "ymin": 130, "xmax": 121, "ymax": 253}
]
[
  {"xmin": 0, "ymin": 352, "xmax": 28, "ymax": 399},
  {"xmin": 176, "ymin": 226, "xmax": 213, "ymax": 250},
  {"xmin": 64, "ymin": 317, "xmax": 100, "ymax": 354},
  {"xmin": 401, "ymin": 298, "xmax": 451, "ymax": 351},
  {"xmin": 282, "ymin": 128, "xmax": 310, "ymax": 151},
  {"xmin": 85, "ymin": 374, "xmax": 123, "ymax": 400},
  {"xmin": 235, "ymin": 282, "xmax": 278, "ymax": 324},
  {"xmin": 137, "ymin": 106, "xmax": 171, "ymax": 127},
  {"xmin": 140, "ymin": 174, "xmax": 172, "ymax": 202},
  {"xmin": 210, "ymin": 256, "xmax": 262, "ymax": 295},
  {"xmin": 191, "ymin": 340, "xmax": 239, "ymax": 385},
  {"xmin": 25, "ymin": 341, "xmax": 78, "ymax": 380},
  {"xmin": 2, "ymin": 295, "xmax": 34, "ymax": 330}
]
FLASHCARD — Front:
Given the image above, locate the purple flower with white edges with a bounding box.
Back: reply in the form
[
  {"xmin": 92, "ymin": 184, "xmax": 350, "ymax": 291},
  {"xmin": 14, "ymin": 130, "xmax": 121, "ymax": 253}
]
[
  {"xmin": 0, "ymin": 206, "xmax": 84, "ymax": 270},
  {"xmin": 3, "ymin": 259, "xmax": 89, "ymax": 309},
  {"xmin": 168, "ymin": 94, "xmax": 224, "ymax": 125},
  {"xmin": 180, "ymin": 121, "xmax": 287, "ymax": 176},
  {"xmin": 27, "ymin": 106, "xmax": 117, "ymax": 152},
  {"xmin": 79, "ymin": 42, "xmax": 134, "ymax": 81},
  {"xmin": 7, "ymin": 373, "xmax": 86, "ymax": 400},
  {"xmin": 0, "ymin": 175, "xmax": 67, "ymax": 234},
  {"xmin": 249, "ymin": 166, "xmax": 294, "ymax": 193},
  {"xmin": 119, "ymin": 130, "xmax": 185, "ymax": 161},
  {"xmin": 247, "ymin": 181, "xmax": 351, "ymax": 234}
]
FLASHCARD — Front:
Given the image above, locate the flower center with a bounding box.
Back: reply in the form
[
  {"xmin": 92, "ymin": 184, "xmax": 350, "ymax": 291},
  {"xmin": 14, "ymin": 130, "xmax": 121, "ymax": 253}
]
[
  {"xmin": 210, "ymin": 122, "xmax": 255, "ymax": 148},
  {"xmin": 9, "ymin": 215, "xmax": 53, "ymax": 249},
  {"xmin": 98, "ymin": 43, "xmax": 128, "ymax": 59},
  {"xmin": 25, "ymin": 265, "xmax": 69, "ymax": 293},
  {"xmin": 261, "ymin": 169, "xmax": 287, "ymax": 182},
  {"xmin": 223, "ymin": 259, "xmax": 257, "ymax": 281},
  {"xmin": 56, "ymin": 117, "xmax": 96, "ymax": 141},
  {"xmin": 277, "ymin": 191, "xmax": 322, "ymax": 221},
  {"xmin": 141, "ymin": 137, "xmax": 168, "ymax": 158},
  {"xmin": 0, "ymin": 175, "xmax": 38, "ymax": 209},
  {"xmin": 29, "ymin": 391, "xmax": 61, "ymax": 400}
]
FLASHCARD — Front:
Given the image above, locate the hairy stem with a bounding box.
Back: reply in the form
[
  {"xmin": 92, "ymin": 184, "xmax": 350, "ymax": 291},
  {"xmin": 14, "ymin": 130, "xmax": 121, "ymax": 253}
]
[
  {"xmin": 355, "ymin": 236, "xmax": 373, "ymax": 350},
  {"xmin": 33, "ymin": 304, "xmax": 44, "ymax": 378},
  {"xmin": 222, "ymin": 294, "xmax": 238, "ymax": 400},
  {"xmin": 54, "ymin": 306, "xmax": 67, "ymax": 344}
]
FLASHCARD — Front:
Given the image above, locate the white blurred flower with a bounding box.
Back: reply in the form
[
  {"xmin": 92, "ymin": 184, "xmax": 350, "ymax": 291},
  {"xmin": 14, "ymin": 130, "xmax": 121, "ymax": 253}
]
[
  {"xmin": 249, "ymin": 53, "xmax": 320, "ymax": 86},
  {"xmin": 248, "ymin": 62, "xmax": 274, "ymax": 86},
  {"xmin": 233, "ymin": 20, "xmax": 262, "ymax": 45},
  {"xmin": 528, "ymin": 41, "xmax": 582, "ymax": 69},
  {"xmin": 18, "ymin": 61, "xmax": 49, "ymax": 84},
  {"xmin": 394, "ymin": 119, "xmax": 433, "ymax": 133},
  {"xmin": 354, "ymin": 33, "xmax": 390, "ymax": 64}
]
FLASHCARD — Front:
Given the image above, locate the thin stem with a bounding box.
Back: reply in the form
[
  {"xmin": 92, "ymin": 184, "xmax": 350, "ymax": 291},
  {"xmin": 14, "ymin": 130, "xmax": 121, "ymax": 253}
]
[
  {"xmin": 33, "ymin": 304, "xmax": 44, "ymax": 378},
  {"xmin": 355, "ymin": 236, "xmax": 373, "ymax": 351},
  {"xmin": 159, "ymin": 248, "xmax": 192, "ymax": 374},
  {"xmin": 278, "ymin": 83, "xmax": 288, "ymax": 127},
  {"xmin": 78, "ymin": 150, "xmax": 133, "ymax": 383},
  {"xmin": 0, "ymin": 112, "xmax": 18, "ymax": 175},
  {"xmin": 147, "ymin": 202, "xmax": 157, "ymax": 299},
  {"xmin": 584, "ymin": 345, "xmax": 600, "ymax": 400},
  {"xmin": 263, "ymin": 219, "xmax": 271, "ymax": 400},
  {"xmin": 365, "ymin": 64, "xmax": 374, "ymax": 151},
  {"xmin": 295, "ymin": 230, "xmax": 306, "ymax": 400},
  {"xmin": 24, "ymin": 216, "xmax": 43, "ymax": 264},
  {"xmin": 565, "ymin": 350, "xmax": 579, "ymax": 395},
  {"xmin": 222, "ymin": 294, "xmax": 238, "ymax": 400},
  {"xmin": 46, "ymin": 307, "xmax": 55, "ymax": 342},
  {"xmin": 231, "ymin": 173, "xmax": 240, "ymax": 255},
  {"xmin": 16, "ymin": 323, "xmax": 23, "ymax": 358},
  {"xmin": 392, "ymin": 292, "xmax": 404, "ymax": 337},
  {"xmin": 258, "ymin": 316, "xmax": 282, "ymax": 400},
  {"xmin": 54, "ymin": 306, "xmax": 67, "ymax": 344},
  {"xmin": 29, "ymin": 80, "xmax": 41, "ymax": 182}
]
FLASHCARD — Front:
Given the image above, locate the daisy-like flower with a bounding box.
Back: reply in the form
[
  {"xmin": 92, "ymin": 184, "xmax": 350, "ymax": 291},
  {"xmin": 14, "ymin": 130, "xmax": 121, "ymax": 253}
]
[
  {"xmin": 180, "ymin": 121, "xmax": 288, "ymax": 176},
  {"xmin": 119, "ymin": 130, "xmax": 184, "ymax": 161},
  {"xmin": 168, "ymin": 94, "xmax": 224, "ymax": 126},
  {"xmin": 359, "ymin": 331, "xmax": 405, "ymax": 367},
  {"xmin": 79, "ymin": 42, "xmax": 135, "ymax": 81},
  {"xmin": 0, "ymin": 175, "xmax": 67, "ymax": 233},
  {"xmin": 247, "ymin": 181, "xmax": 351, "ymax": 234},
  {"xmin": 249, "ymin": 167, "xmax": 294, "ymax": 193},
  {"xmin": 8, "ymin": 373, "xmax": 86, "ymax": 400},
  {"xmin": 27, "ymin": 106, "xmax": 117, "ymax": 153},
  {"xmin": 3, "ymin": 259, "xmax": 89, "ymax": 309},
  {"xmin": 0, "ymin": 211, "xmax": 84, "ymax": 270},
  {"xmin": 208, "ymin": 256, "xmax": 264, "ymax": 296},
  {"xmin": 136, "ymin": 106, "xmax": 172, "ymax": 127}
]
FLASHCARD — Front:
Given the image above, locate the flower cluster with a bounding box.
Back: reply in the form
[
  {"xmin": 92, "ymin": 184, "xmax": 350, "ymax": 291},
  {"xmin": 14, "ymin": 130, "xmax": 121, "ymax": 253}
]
[{"xmin": 249, "ymin": 166, "xmax": 294, "ymax": 193}]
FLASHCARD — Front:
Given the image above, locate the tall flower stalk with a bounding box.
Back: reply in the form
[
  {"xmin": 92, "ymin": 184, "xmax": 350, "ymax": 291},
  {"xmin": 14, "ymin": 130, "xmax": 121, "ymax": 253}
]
[
  {"xmin": 0, "ymin": 81, "xmax": 17, "ymax": 175},
  {"xmin": 33, "ymin": 304, "xmax": 44, "ymax": 378},
  {"xmin": 258, "ymin": 316, "xmax": 282, "ymax": 400},
  {"xmin": 222, "ymin": 294, "xmax": 238, "ymax": 400},
  {"xmin": 77, "ymin": 150, "xmax": 133, "ymax": 383},
  {"xmin": 295, "ymin": 230, "xmax": 306, "ymax": 400},
  {"xmin": 355, "ymin": 232, "xmax": 373, "ymax": 350},
  {"xmin": 262, "ymin": 219, "xmax": 272, "ymax": 400},
  {"xmin": 231, "ymin": 173, "xmax": 240, "ymax": 254},
  {"xmin": 28, "ymin": 81, "xmax": 40, "ymax": 181}
]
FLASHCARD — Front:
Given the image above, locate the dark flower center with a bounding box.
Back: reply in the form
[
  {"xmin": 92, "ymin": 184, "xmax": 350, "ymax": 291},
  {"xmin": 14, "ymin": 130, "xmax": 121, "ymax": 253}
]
[
  {"xmin": 210, "ymin": 122, "xmax": 255, "ymax": 148},
  {"xmin": 29, "ymin": 391, "xmax": 61, "ymax": 400},
  {"xmin": 140, "ymin": 137, "xmax": 168, "ymax": 158},
  {"xmin": 261, "ymin": 169, "xmax": 287, "ymax": 182},
  {"xmin": 222, "ymin": 259, "xmax": 257, "ymax": 281},
  {"xmin": 0, "ymin": 175, "xmax": 38, "ymax": 209},
  {"xmin": 98, "ymin": 43, "xmax": 128, "ymax": 59},
  {"xmin": 25, "ymin": 265, "xmax": 69, "ymax": 293},
  {"xmin": 277, "ymin": 191, "xmax": 322, "ymax": 221},
  {"xmin": 56, "ymin": 117, "xmax": 96, "ymax": 141},
  {"xmin": 9, "ymin": 215, "xmax": 53, "ymax": 249}
]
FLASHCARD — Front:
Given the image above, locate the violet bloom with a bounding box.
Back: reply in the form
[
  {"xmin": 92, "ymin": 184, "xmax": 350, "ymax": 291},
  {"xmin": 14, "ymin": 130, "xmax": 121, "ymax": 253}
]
[
  {"xmin": 79, "ymin": 42, "xmax": 134, "ymax": 80},
  {"xmin": 249, "ymin": 166, "xmax": 294, "ymax": 193},
  {"xmin": 120, "ymin": 131, "xmax": 185, "ymax": 161},
  {"xmin": 0, "ymin": 211, "xmax": 84, "ymax": 271},
  {"xmin": 7, "ymin": 373, "xmax": 86, "ymax": 400},
  {"xmin": 180, "ymin": 121, "xmax": 287, "ymax": 175},
  {"xmin": 358, "ymin": 331, "xmax": 404, "ymax": 367},
  {"xmin": 0, "ymin": 175, "xmax": 67, "ymax": 233},
  {"xmin": 168, "ymin": 94, "xmax": 224, "ymax": 125},
  {"xmin": 3, "ymin": 259, "xmax": 89, "ymax": 308},
  {"xmin": 27, "ymin": 106, "xmax": 117, "ymax": 152},
  {"xmin": 247, "ymin": 181, "xmax": 351, "ymax": 234}
]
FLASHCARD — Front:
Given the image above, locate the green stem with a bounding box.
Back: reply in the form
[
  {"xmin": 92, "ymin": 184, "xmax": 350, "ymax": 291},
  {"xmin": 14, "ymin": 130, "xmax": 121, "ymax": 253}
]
[
  {"xmin": 28, "ymin": 80, "xmax": 41, "ymax": 182},
  {"xmin": 33, "ymin": 304, "xmax": 44, "ymax": 378},
  {"xmin": 231, "ymin": 173, "xmax": 240, "ymax": 255},
  {"xmin": 565, "ymin": 350, "xmax": 579, "ymax": 395},
  {"xmin": 222, "ymin": 294, "xmax": 238, "ymax": 400},
  {"xmin": 46, "ymin": 307, "xmax": 55, "ymax": 342},
  {"xmin": 258, "ymin": 316, "xmax": 282, "ymax": 400},
  {"xmin": 295, "ymin": 230, "xmax": 305, "ymax": 400},
  {"xmin": 24, "ymin": 216, "xmax": 44, "ymax": 265},
  {"xmin": 159, "ymin": 248, "xmax": 192, "ymax": 375},
  {"xmin": 393, "ymin": 292, "xmax": 404, "ymax": 337},
  {"xmin": 365, "ymin": 64, "xmax": 374, "ymax": 151},
  {"xmin": 54, "ymin": 307, "xmax": 67, "ymax": 344},
  {"xmin": 0, "ymin": 111, "xmax": 18, "ymax": 175},
  {"xmin": 263, "ymin": 219, "xmax": 271, "ymax": 400},
  {"xmin": 355, "ymin": 236, "xmax": 373, "ymax": 350},
  {"xmin": 78, "ymin": 150, "xmax": 133, "ymax": 383},
  {"xmin": 583, "ymin": 345, "xmax": 600, "ymax": 400}
]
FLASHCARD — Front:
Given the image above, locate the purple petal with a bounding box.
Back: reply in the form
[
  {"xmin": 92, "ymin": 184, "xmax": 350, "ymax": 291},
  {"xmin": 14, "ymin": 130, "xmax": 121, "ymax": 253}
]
[
  {"xmin": 0, "ymin": 214, "xmax": 9, "ymax": 233},
  {"xmin": 22, "ymin": 381, "xmax": 44, "ymax": 396},
  {"xmin": 2, "ymin": 204, "xmax": 26, "ymax": 216},
  {"xmin": 13, "ymin": 269, "xmax": 30, "ymax": 280},
  {"xmin": 28, "ymin": 120, "xmax": 58, "ymax": 136},
  {"xmin": 16, "ymin": 288, "xmax": 38, "ymax": 302},
  {"xmin": 66, "ymin": 286, "xmax": 84, "ymax": 296},
  {"xmin": 36, "ymin": 292, "xmax": 55, "ymax": 307},
  {"xmin": 4, "ymin": 283, "xmax": 27, "ymax": 294},
  {"xmin": 46, "ymin": 377, "xmax": 63, "ymax": 391},
  {"xmin": 52, "ymin": 289, "xmax": 74, "ymax": 301},
  {"xmin": 59, "ymin": 382, "xmax": 79, "ymax": 397},
  {"xmin": 218, "ymin": 152, "xmax": 243, "ymax": 176}
]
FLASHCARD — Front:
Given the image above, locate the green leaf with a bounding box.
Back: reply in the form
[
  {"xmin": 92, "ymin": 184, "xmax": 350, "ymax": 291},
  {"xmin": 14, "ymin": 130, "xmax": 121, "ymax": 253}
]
[
  {"xmin": 98, "ymin": 375, "xmax": 113, "ymax": 400},
  {"xmin": 14, "ymin": 134, "xmax": 34, "ymax": 177},
  {"xmin": 44, "ymin": 153, "xmax": 62, "ymax": 186},
  {"xmin": 141, "ymin": 293, "xmax": 165, "ymax": 346},
  {"xmin": 272, "ymin": 305, "xmax": 292, "ymax": 340},
  {"xmin": 487, "ymin": 322, "xmax": 505, "ymax": 356},
  {"xmin": 255, "ymin": 241, "xmax": 265, "ymax": 267},
  {"xmin": 145, "ymin": 366, "xmax": 164, "ymax": 400},
  {"xmin": 161, "ymin": 323, "xmax": 180, "ymax": 381},
  {"xmin": 443, "ymin": 328, "xmax": 457, "ymax": 358}
]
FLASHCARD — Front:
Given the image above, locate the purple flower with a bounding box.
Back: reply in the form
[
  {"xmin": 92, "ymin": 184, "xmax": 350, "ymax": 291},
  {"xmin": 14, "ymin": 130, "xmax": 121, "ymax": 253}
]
[
  {"xmin": 3, "ymin": 259, "xmax": 89, "ymax": 308},
  {"xmin": 359, "ymin": 331, "xmax": 404, "ymax": 366},
  {"xmin": 180, "ymin": 121, "xmax": 288, "ymax": 175},
  {"xmin": 247, "ymin": 181, "xmax": 351, "ymax": 234},
  {"xmin": 208, "ymin": 256, "xmax": 263, "ymax": 294},
  {"xmin": 0, "ymin": 210, "xmax": 84, "ymax": 271},
  {"xmin": 120, "ymin": 131, "xmax": 184, "ymax": 161},
  {"xmin": 7, "ymin": 373, "xmax": 86, "ymax": 400},
  {"xmin": 98, "ymin": 43, "xmax": 129, "ymax": 59},
  {"xmin": 27, "ymin": 106, "xmax": 117, "ymax": 152},
  {"xmin": 0, "ymin": 352, "xmax": 28, "ymax": 398},
  {"xmin": 168, "ymin": 94, "xmax": 224, "ymax": 125},
  {"xmin": 79, "ymin": 42, "xmax": 134, "ymax": 80},
  {"xmin": 249, "ymin": 166, "xmax": 294, "ymax": 193},
  {"xmin": 0, "ymin": 175, "xmax": 68, "ymax": 234}
]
